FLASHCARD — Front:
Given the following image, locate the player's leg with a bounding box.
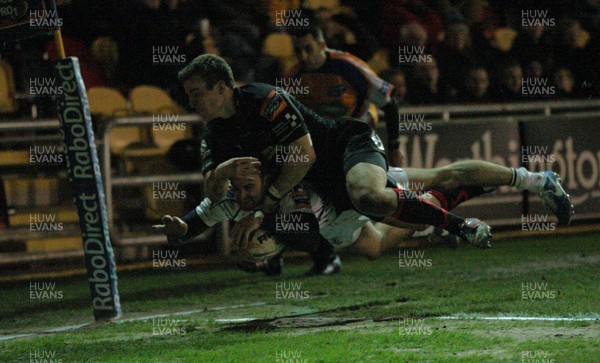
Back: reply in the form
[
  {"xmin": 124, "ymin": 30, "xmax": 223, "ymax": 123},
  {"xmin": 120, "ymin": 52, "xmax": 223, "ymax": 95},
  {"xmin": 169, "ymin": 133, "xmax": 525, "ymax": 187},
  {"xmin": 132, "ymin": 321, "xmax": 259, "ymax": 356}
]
[
  {"xmin": 400, "ymin": 160, "xmax": 573, "ymax": 225},
  {"xmin": 343, "ymin": 145, "xmax": 491, "ymax": 247}
]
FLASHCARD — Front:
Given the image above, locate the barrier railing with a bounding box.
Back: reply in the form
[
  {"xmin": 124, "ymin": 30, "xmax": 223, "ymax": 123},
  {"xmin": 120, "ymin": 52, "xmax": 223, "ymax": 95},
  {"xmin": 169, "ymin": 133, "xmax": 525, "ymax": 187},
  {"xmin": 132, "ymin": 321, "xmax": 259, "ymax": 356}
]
[{"xmin": 101, "ymin": 114, "xmax": 205, "ymax": 245}]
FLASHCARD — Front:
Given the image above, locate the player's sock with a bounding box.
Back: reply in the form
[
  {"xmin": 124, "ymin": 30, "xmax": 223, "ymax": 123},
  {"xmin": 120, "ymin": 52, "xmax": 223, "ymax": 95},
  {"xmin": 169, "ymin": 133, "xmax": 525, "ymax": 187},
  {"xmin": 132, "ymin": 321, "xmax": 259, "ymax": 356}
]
[
  {"xmin": 427, "ymin": 186, "xmax": 488, "ymax": 211},
  {"xmin": 510, "ymin": 167, "xmax": 545, "ymax": 193},
  {"xmin": 391, "ymin": 188, "xmax": 464, "ymax": 235}
]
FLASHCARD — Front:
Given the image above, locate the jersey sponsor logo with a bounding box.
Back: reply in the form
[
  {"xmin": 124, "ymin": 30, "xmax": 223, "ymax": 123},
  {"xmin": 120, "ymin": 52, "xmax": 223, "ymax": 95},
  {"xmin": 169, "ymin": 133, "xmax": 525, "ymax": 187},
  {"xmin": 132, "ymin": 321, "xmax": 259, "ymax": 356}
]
[
  {"xmin": 260, "ymin": 90, "xmax": 287, "ymax": 122},
  {"xmin": 371, "ymin": 131, "xmax": 385, "ymax": 151}
]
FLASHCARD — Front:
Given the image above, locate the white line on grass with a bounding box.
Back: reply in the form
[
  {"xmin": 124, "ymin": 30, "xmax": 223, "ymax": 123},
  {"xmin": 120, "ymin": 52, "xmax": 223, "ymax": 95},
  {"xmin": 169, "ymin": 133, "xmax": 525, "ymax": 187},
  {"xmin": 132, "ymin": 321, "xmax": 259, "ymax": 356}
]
[
  {"xmin": 438, "ymin": 316, "xmax": 598, "ymax": 321},
  {"xmin": 116, "ymin": 302, "xmax": 268, "ymax": 324},
  {"xmin": 0, "ymin": 302, "xmax": 269, "ymax": 341}
]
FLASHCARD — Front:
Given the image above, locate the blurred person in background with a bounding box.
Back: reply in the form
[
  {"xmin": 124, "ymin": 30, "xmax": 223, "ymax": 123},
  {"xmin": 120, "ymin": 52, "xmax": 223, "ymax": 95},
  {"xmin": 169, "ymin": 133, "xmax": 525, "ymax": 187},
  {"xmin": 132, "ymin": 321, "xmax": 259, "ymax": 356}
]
[
  {"xmin": 553, "ymin": 68, "xmax": 577, "ymax": 99},
  {"xmin": 457, "ymin": 65, "xmax": 491, "ymax": 103},
  {"xmin": 316, "ymin": 9, "xmax": 382, "ymax": 63},
  {"xmin": 380, "ymin": 0, "xmax": 444, "ymax": 51},
  {"xmin": 511, "ymin": 25, "xmax": 550, "ymax": 71},
  {"xmin": 491, "ymin": 59, "xmax": 523, "ymax": 102},
  {"xmin": 289, "ymin": 24, "xmax": 403, "ymax": 166},
  {"xmin": 436, "ymin": 22, "xmax": 475, "ymax": 99},
  {"xmin": 406, "ymin": 56, "xmax": 448, "ymax": 104},
  {"xmin": 552, "ymin": 18, "xmax": 599, "ymax": 97}
]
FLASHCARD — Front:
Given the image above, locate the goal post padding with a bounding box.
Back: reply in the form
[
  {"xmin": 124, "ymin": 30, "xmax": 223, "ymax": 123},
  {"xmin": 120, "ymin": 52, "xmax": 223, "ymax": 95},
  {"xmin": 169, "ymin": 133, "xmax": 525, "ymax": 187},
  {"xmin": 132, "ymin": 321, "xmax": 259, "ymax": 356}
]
[
  {"xmin": 54, "ymin": 57, "xmax": 121, "ymax": 321},
  {"xmin": 1, "ymin": 0, "xmax": 122, "ymax": 321}
]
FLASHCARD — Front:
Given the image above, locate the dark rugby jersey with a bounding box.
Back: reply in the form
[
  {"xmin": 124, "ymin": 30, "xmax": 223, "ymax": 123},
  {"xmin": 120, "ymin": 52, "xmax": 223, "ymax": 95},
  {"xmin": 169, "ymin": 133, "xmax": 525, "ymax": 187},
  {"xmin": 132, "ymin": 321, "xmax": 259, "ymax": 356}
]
[{"xmin": 201, "ymin": 83, "xmax": 338, "ymax": 175}]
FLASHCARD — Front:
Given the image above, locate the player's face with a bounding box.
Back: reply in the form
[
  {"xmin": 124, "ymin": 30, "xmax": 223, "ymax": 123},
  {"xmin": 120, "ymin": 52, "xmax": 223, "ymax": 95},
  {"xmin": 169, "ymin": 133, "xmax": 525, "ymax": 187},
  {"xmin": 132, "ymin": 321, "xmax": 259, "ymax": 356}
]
[
  {"xmin": 231, "ymin": 177, "xmax": 265, "ymax": 211},
  {"xmin": 293, "ymin": 34, "xmax": 326, "ymax": 72},
  {"xmin": 183, "ymin": 77, "xmax": 224, "ymax": 121}
]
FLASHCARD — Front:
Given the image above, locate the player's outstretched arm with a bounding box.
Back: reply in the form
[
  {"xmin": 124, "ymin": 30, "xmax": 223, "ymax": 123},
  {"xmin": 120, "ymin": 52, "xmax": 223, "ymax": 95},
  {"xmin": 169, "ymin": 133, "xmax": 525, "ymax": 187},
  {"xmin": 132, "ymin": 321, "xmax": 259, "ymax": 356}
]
[{"xmin": 152, "ymin": 215, "xmax": 188, "ymax": 240}]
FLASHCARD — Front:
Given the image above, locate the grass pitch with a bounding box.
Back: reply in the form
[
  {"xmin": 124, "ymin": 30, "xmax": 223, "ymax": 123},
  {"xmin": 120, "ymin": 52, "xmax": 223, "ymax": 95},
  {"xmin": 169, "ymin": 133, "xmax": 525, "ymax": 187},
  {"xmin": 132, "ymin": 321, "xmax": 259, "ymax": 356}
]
[{"xmin": 1, "ymin": 233, "xmax": 598, "ymax": 362}]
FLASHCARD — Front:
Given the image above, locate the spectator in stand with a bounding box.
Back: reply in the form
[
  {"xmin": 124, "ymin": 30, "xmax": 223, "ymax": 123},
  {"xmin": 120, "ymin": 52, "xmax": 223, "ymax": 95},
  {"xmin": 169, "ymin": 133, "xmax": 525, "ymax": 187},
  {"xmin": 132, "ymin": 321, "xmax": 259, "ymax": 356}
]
[
  {"xmin": 552, "ymin": 19, "xmax": 599, "ymax": 97},
  {"xmin": 380, "ymin": 0, "xmax": 444, "ymax": 51},
  {"xmin": 553, "ymin": 68, "xmax": 577, "ymax": 99},
  {"xmin": 393, "ymin": 22, "xmax": 430, "ymax": 72},
  {"xmin": 436, "ymin": 22, "xmax": 475, "ymax": 99},
  {"xmin": 523, "ymin": 60, "xmax": 543, "ymax": 79},
  {"xmin": 511, "ymin": 25, "xmax": 550, "ymax": 71},
  {"xmin": 380, "ymin": 68, "xmax": 409, "ymax": 105},
  {"xmin": 406, "ymin": 56, "xmax": 448, "ymax": 104},
  {"xmin": 316, "ymin": 9, "xmax": 382, "ymax": 63},
  {"xmin": 457, "ymin": 65, "xmax": 491, "ymax": 103},
  {"xmin": 90, "ymin": 36, "xmax": 124, "ymax": 91},
  {"xmin": 491, "ymin": 59, "xmax": 523, "ymax": 102}
]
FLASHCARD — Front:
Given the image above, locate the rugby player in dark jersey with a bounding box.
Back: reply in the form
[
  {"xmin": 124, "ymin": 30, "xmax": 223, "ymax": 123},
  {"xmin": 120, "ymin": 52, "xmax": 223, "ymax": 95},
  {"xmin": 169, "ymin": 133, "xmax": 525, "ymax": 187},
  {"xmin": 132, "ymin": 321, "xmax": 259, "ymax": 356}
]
[{"xmin": 178, "ymin": 54, "xmax": 497, "ymax": 249}]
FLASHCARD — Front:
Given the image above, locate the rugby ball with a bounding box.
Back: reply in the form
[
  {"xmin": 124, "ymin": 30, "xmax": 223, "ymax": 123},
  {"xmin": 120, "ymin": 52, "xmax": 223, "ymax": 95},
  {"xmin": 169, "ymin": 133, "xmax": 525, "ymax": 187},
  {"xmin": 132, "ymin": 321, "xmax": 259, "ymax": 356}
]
[{"xmin": 238, "ymin": 228, "xmax": 284, "ymax": 262}]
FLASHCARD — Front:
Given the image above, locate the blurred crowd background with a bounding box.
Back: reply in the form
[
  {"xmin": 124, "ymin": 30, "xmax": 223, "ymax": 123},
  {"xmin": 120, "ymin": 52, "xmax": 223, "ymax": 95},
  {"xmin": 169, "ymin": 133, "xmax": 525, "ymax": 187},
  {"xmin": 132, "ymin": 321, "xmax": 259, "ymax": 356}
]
[{"xmin": 1, "ymin": 0, "xmax": 599, "ymax": 117}]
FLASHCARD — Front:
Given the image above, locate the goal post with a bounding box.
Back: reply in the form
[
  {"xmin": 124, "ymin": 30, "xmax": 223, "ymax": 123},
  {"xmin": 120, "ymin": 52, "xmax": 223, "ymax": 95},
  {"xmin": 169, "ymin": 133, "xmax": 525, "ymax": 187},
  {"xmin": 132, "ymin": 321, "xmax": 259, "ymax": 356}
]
[{"xmin": 1, "ymin": 0, "xmax": 122, "ymax": 321}]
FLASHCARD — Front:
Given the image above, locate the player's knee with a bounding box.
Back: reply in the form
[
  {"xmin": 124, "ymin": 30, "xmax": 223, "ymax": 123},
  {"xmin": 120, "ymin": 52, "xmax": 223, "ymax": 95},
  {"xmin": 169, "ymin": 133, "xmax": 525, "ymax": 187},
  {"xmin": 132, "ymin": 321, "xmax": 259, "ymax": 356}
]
[{"xmin": 347, "ymin": 184, "xmax": 392, "ymax": 215}]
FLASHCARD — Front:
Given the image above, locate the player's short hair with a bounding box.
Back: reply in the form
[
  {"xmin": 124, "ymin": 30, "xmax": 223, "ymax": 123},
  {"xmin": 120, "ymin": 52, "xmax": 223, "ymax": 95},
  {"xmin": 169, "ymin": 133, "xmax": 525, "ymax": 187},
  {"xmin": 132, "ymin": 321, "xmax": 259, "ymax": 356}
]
[
  {"xmin": 178, "ymin": 54, "xmax": 235, "ymax": 89},
  {"xmin": 288, "ymin": 22, "xmax": 325, "ymax": 42}
]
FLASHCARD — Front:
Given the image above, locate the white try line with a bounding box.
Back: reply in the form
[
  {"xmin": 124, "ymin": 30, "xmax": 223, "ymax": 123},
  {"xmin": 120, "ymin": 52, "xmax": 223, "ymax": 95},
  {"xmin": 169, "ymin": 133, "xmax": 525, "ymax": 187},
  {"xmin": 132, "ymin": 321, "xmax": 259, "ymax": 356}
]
[
  {"xmin": 438, "ymin": 316, "xmax": 599, "ymax": 322},
  {"xmin": 0, "ymin": 302, "xmax": 269, "ymax": 342}
]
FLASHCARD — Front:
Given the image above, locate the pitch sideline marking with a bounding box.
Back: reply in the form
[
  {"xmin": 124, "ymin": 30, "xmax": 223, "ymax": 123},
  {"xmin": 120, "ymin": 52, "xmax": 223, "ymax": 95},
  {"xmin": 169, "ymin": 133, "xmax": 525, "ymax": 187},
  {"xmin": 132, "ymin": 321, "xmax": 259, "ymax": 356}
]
[
  {"xmin": 0, "ymin": 302, "xmax": 268, "ymax": 341},
  {"xmin": 438, "ymin": 316, "xmax": 598, "ymax": 321}
]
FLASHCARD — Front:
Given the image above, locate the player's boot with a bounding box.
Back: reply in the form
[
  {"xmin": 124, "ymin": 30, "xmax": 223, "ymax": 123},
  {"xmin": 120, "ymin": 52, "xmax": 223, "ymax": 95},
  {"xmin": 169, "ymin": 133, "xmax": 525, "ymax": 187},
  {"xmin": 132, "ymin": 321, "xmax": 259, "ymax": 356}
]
[
  {"xmin": 306, "ymin": 254, "xmax": 341, "ymax": 276},
  {"xmin": 458, "ymin": 218, "xmax": 492, "ymax": 248},
  {"xmin": 539, "ymin": 171, "xmax": 574, "ymax": 226}
]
